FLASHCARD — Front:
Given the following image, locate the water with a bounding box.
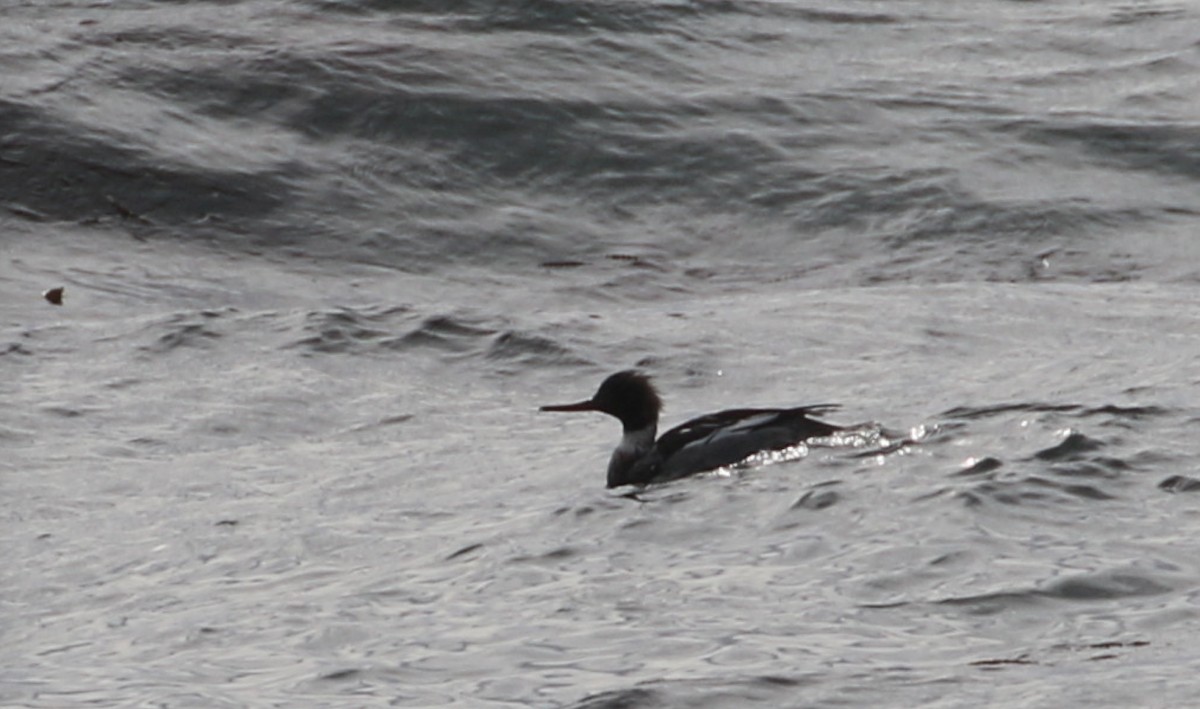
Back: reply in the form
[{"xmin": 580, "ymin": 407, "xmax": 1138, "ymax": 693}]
[{"xmin": 4, "ymin": 1, "xmax": 1200, "ymax": 706}]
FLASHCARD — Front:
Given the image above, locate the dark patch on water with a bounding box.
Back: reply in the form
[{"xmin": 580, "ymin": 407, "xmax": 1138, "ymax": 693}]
[
  {"xmin": 943, "ymin": 573, "xmax": 1172, "ymax": 612},
  {"xmin": 445, "ymin": 543, "xmax": 484, "ymax": 560},
  {"xmin": 754, "ymin": 674, "xmax": 805, "ymax": 687},
  {"xmin": 564, "ymin": 672, "xmax": 815, "ymax": 709},
  {"xmin": 0, "ymin": 99, "xmax": 287, "ymax": 230},
  {"xmin": 418, "ymin": 0, "xmax": 701, "ymax": 34},
  {"xmin": 285, "ymin": 306, "xmax": 417, "ymax": 355},
  {"xmin": 567, "ymin": 688, "xmax": 658, "ymax": 709},
  {"xmin": 878, "ymin": 188, "xmax": 1141, "ymax": 249},
  {"xmin": 104, "ymin": 377, "xmax": 143, "ymax": 390},
  {"xmin": 971, "ymin": 639, "xmax": 1151, "ymax": 670},
  {"xmin": 1158, "ymin": 475, "xmax": 1200, "ymax": 493},
  {"xmin": 1059, "ymin": 482, "xmax": 1116, "ymax": 500},
  {"xmin": 952, "ymin": 456, "xmax": 1004, "ymax": 476},
  {"xmin": 283, "ymin": 308, "xmax": 534, "ymax": 360},
  {"xmin": 1042, "ymin": 572, "xmax": 1172, "ymax": 601},
  {"xmin": 0, "ymin": 342, "xmax": 33, "ymax": 357},
  {"xmin": 1081, "ymin": 404, "xmax": 1171, "ymax": 419},
  {"xmin": 970, "ymin": 655, "xmax": 1035, "ymax": 667},
  {"xmin": 1024, "ymin": 121, "xmax": 1200, "ymax": 180},
  {"xmin": 318, "ymin": 668, "xmax": 361, "ymax": 681},
  {"xmin": 1080, "ymin": 640, "xmax": 1151, "ymax": 651},
  {"xmin": 288, "ymin": 312, "xmax": 389, "ymax": 354},
  {"xmin": 395, "ymin": 315, "xmax": 497, "ymax": 354},
  {"xmin": 941, "ymin": 402, "xmax": 1081, "ymax": 420},
  {"xmin": 958, "ymin": 474, "xmax": 1117, "ymax": 508},
  {"xmin": 606, "ymin": 253, "xmax": 667, "ymax": 271},
  {"xmin": 935, "ymin": 590, "xmax": 1045, "ymax": 615},
  {"xmin": 928, "ymin": 551, "xmax": 971, "ymax": 567},
  {"xmin": 376, "ymin": 414, "xmax": 413, "ymax": 426},
  {"xmin": 512, "ymin": 547, "xmax": 577, "ymax": 564},
  {"xmin": 486, "ymin": 330, "xmax": 588, "ymax": 368},
  {"xmin": 1044, "ymin": 457, "xmax": 1130, "ymax": 480},
  {"xmin": 1031, "ymin": 431, "xmax": 1106, "ymax": 461},
  {"xmin": 790, "ymin": 488, "xmax": 839, "ymax": 511},
  {"xmin": 139, "ymin": 314, "xmax": 226, "ymax": 354},
  {"xmin": 317, "ymin": 0, "xmax": 898, "ymax": 32},
  {"xmin": 43, "ymin": 405, "xmax": 87, "ymax": 418}
]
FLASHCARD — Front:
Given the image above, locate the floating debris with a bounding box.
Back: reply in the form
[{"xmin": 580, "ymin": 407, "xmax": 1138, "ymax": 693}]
[{"xmin": 43, "ymin": 287, "xmax": 64, "ymax": 305}]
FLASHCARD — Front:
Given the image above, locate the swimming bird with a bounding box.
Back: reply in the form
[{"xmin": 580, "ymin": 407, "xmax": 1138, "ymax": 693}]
[{"xmin": 540, "ymin": 370, "xmax": 841, "ymax": 487}]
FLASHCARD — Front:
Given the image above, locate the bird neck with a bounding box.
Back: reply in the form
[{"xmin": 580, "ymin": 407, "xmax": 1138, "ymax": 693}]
[{"xmin": 606, "ymin": 424, "xmax": 657, "ymax": 487}]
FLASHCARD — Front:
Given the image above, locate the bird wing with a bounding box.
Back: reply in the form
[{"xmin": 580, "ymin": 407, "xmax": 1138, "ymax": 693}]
[{"xmin": 655, "ymin": 405, "xmax": 841, "ymax": 464}]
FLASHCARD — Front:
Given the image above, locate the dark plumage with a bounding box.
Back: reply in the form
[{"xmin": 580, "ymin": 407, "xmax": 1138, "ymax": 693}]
[{"xmin": 541, "ymin": 370, "xmax": 841, "ymax": 487}]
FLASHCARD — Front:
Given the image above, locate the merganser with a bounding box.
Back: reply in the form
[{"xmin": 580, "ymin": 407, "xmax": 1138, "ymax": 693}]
[{"xmin": 541, "ymin": 370, "xmax": 842, "ymax": 487}]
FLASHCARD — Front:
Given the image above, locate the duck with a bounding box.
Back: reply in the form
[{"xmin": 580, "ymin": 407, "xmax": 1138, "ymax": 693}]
[{"xmin": 540, "ymin": 370, "xmax": 841, "ymax": 487}]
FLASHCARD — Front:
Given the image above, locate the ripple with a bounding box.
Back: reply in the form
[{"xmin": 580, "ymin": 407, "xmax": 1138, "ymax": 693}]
[
  {"xmin": 935, "ymin": 567, "xmax": 1177, "ymax": 618},
  {"xmin": 284, "ymin": 305, "xmax": 416, "ymax": 355},
  {"xmin": 1030, "ymin": 431, "xmax": 1106, "ymax": 461},
  {"xmin": 511, "ymin": 546, "xmax": 578, "ymax": 564},
  {"xmin": 790, "ymin": 488, "xmax": 840, "ymax": 511},
  {"xmin": 958, "ymin": 474, "xmax": 1117, "ymax": 507},
  {"xmin": 138, "ymin": 311, "xmax": 228, "ymax": 354},
  {"xmin": 952, "ymin": 456, "xmax": 1004, "ymax": 477},
  {"xmin": 941, "ymin": 402, "xmax": 1081, "ymax": 420},
  {"xmin": 282, "ymin": 307, "xmax": 530, "ymax": 360},
  {"xmin": 1024, "ymin": 120, "xmax": 1200, "ymax": 180},
  {"xmin": 1158, "ymin": 475, "xmax": 1200, "ymax": 493},
  {"xmin": 564, "ymin": 674, "xmax": 815, "ymax": 709},
  {"xmin": 318, "ymin": 668, "xmax": 361, "ymax": 681},
  {"xmin": 445, "ymin": 543, "xmax": 484, "ymax": 561},
  {"xmin": 1042, "ymin": 572, "xmax": 1173, "ymax": 601},
  {"xmin": 567, "ymin": 688, "xmax": 658, "ymax": 709},
  {"xmin": 394, "ymin": 315, "xmax": 496, "ymax": 354},
  {"xmin": 934, "ymin": 590, "xmax": 1046, "ymax": 616},
  {"xmin": 0, "ymin": 342, "xmax": 33, "ymax": 357},
  {"xmin": 485, "ymin": 330, "xmax": 588, "ymax": 369},
  {"xmin": 1081, "ymin": 404, "xmax": 1171, "ymax": 420}
]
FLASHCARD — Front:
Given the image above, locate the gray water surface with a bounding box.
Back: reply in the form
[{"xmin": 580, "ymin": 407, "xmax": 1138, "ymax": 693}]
[{"xmin": 4, "ymin": 0, "xmax": 1200, "ymax": 706}]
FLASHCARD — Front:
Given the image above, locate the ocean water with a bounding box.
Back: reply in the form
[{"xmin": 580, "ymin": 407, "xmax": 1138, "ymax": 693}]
[{"xmin": 4, "ymin": 0, "xmax": 1200, "ymax": 706}]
